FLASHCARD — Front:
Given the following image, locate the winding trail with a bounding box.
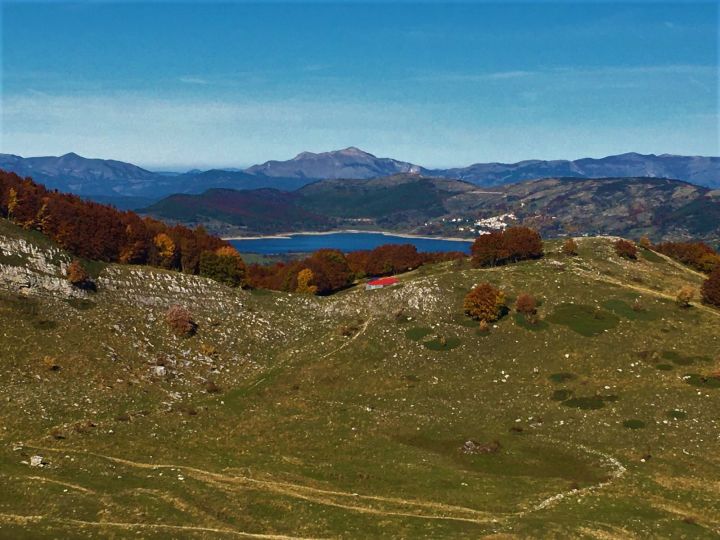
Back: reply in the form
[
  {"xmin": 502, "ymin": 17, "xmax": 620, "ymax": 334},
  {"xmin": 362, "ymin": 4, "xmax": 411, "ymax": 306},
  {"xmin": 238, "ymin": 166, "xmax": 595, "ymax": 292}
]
[{"xmin": 18, "ymin": 430, "xmax": 629, "ymax": 533}]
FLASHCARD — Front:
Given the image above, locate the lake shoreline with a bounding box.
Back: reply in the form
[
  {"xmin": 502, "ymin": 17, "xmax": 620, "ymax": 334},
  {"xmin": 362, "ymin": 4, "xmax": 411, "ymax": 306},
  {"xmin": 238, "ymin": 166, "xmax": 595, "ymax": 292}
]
[{"xmin": 223, "ymin": 229, "xmax": 474, "ymax": 243}]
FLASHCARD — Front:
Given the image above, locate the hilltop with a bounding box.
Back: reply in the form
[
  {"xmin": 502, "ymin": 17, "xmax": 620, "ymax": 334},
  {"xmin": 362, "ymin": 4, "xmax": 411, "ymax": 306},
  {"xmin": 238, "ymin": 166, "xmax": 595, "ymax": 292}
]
[
  {"xmin": 144, "ymin": 174, "xmax": 720, "ymax": 244},
  {"xmin": 1, "ymin": 216, "xmax": 719, "ymax": 537}
]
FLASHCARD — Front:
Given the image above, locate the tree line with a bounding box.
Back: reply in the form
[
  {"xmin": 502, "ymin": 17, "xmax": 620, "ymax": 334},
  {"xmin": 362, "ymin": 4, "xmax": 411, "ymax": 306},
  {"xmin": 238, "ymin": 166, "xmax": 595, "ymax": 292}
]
[
  {"xmin": 654, "ymin": 241, "xmax": 720, "ymax": 274},
  {"xmin": 246, "ymin": 244, "xmax": 465, "ymax": 295},
  {"xmin": 0, "ymin": 170, "xmax": 244, "ymax": 280}
]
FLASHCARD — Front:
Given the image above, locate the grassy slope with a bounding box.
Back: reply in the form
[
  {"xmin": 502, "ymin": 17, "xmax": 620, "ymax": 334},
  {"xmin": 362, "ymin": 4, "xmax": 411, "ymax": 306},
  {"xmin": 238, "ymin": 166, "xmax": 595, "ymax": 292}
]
[{"xmin": 1, "ymin": 221, "xmax": 719, "ymax": 538}]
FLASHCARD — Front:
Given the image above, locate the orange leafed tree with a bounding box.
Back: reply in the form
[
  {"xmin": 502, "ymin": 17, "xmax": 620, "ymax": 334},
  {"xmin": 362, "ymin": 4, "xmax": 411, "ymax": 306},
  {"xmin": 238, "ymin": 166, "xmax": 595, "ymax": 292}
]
[
  {"xmin": 296, "ymin": 268, "xmax": 318, "ymax": 294},
  {"xmin": 471, "ymin": 227, "xmax": 543, "ymax": 268},
  {"xmin": 464, "ymin": 283, "xmax": 506, "ymax": 322}
]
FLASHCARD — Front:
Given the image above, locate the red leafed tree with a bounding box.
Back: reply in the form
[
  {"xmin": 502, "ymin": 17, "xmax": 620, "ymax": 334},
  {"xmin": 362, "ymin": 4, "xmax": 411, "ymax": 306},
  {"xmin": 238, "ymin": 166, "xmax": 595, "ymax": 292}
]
[
  {"xmin": 701, "ymin": 267, "xmax": 720, "ymax": 307},
  {"xmin": 471, "ymin": 227, "xmax": 543, "ymax": 268}
]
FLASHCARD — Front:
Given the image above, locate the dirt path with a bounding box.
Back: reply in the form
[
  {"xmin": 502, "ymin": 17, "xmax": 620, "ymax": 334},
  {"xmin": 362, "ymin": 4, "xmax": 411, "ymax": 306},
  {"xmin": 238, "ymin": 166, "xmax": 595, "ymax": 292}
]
[
  {"xmin": 20, "ymin": 443, "xmax": 497, "ymax": 525},
  {"xmin": 0, "ymin": 512, "xmax": 313, "ymax": 539}
]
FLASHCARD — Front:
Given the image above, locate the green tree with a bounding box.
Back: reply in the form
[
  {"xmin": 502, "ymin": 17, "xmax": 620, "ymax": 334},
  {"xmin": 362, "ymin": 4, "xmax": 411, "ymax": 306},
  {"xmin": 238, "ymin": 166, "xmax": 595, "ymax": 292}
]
[{"xmin": 199, "ymin": 250, "xmax": 246, "ymax": 287}]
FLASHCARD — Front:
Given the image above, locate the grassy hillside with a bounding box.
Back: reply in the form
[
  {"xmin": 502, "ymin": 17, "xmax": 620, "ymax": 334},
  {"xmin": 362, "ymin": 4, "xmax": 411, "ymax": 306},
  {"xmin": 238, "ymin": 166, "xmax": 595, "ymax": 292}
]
[{"xmin": 1, "ymin": 218, "xmax": 719, "ymax": 538}]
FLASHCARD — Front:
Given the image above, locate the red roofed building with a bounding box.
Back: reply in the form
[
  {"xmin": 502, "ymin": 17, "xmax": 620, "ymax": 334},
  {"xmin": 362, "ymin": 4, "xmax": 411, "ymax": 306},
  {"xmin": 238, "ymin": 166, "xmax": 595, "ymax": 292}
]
[{"xmin": 365, "ymin": 276, "xmax": 399, "ymax": 290}]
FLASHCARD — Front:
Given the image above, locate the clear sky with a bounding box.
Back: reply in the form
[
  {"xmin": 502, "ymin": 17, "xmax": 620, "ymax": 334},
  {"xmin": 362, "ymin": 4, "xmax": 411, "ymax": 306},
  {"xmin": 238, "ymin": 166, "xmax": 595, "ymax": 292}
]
[{"xmin": 1, "ymin": 1, "xmax": 718, "ymax": 170}]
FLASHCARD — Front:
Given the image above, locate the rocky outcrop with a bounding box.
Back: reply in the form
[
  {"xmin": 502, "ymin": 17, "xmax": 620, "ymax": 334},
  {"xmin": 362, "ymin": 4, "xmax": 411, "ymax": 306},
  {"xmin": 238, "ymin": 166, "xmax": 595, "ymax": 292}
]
[{"xmin": 0, "ymin": 235, "xmax": 86, "ymax": 298}]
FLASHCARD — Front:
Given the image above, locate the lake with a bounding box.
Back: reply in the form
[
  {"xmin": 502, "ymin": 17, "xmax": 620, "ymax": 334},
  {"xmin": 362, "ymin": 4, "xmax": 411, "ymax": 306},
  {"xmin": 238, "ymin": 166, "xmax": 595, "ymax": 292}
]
[{"xmin": 229, "ymin": 231, "xmax": 472, "ymax": 254}]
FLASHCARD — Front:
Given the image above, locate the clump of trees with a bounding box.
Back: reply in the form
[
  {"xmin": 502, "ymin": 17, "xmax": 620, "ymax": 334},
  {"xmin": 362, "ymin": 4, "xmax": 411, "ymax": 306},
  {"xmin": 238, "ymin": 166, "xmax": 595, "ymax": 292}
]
[
  {"xmin": 0, "ymin": 170, "xmax": 236, "ymax": 277},
  {"xmin": 247, "ymin": 244, "xmax": 464, "ymax": 295},
  {"xmin": 562, "ymin": 238, "xmax": 578, "ymax": 256},
  {"xmin": 464, "ymin": 283, "xmax": 506, "ymax": 323},
  {"xmin": 655, "ymin": 241, "xmax": 720, "ymax": 274},
  {"xmin": 702, "ymin": 267, "xmax": 720, "ymax": 307},
  {"xmin": 614, "ymin": 239, "xmax": 638, "ymax": 260},
  {"xmin": 470, "ymin": 227, "xmax": 543, "ymax": 268},
  {"xmin": 165, "ymin": 305, "xmax": 197, "ymax": 337}
]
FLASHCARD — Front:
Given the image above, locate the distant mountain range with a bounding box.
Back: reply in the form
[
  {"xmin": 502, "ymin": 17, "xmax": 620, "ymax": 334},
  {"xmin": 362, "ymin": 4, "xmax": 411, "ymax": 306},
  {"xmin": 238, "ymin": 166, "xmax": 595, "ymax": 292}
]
[
  {"xmin": 145, "ymin": 174, "xmax": 720, "ymax": 244},
  {"xmin": 1, "ymin": 148, "xmax": 718, "ymax": 209}
]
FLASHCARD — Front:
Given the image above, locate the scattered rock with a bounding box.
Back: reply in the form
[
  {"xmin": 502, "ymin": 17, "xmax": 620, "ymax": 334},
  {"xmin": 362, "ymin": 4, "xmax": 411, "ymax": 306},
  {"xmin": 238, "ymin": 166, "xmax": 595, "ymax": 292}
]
[
  {"xmin": 29, "ymin": 455, "xmax": 46, "ymax": 467},
  {"xmin": 461, "ymin": 440, "xmax": 502, "ymax": 455}
]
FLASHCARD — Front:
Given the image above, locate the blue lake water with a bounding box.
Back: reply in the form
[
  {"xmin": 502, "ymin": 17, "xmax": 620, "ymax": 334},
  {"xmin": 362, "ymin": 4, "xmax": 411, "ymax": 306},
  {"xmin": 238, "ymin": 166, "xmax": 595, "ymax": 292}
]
[{"xmin": 229, "ymin": 232, "xmax": 472, "ymax": 254}]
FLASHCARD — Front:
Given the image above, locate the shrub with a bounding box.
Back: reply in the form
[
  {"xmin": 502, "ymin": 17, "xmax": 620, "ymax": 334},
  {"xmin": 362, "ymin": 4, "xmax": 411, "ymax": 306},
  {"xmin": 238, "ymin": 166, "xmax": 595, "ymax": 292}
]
[
  {"xmin": 562, "ymin": 238, "xmax": 578, "ymax": 256},
  {"xmin": 66, "ymin": 259, "xmax": 91, "ymax": 288},
  {"xmin": 676, "ymin": 286, "xmax": 695, "ymax": 308},
  {"xmin": 639, "ymin": 235, "xmax": 652, "ymax": 249},
  {"xmin": 165, "ymin": 305, "xmax": 197, "ymax": 337},
  {"xmin": 701, "ymin": 268, "xmax": 720, "ymax": 307},
  {"xmin": 471, "ymin": 227, "xmax": 543, "ymax": 268},
  {"xmin": 515, "ymin": 293, "xmax": 538, "ymax": 322},
  {"xmin": 614, "ymin": 239, "xmax": 638, "ymax": 260},
  {"xmin": 464, "ymin": 283, "xmax": 506, "ymax": 322}
]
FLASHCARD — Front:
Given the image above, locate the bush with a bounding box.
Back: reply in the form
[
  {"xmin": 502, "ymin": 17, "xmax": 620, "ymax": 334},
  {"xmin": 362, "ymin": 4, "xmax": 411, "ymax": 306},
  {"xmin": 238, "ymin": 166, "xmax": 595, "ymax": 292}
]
[
  {"xmin": 701, "ymin": 268, "xmax": 720, "ymax": 307},
  {"xmin": 464, "ymin": 283, "xmax": 506, "ymax": 322},
  {"xmin": 66, "ymin": 259, "xmax": 91, "ymax": 288},
  {"xmin": 639, "ymin": 236, "xmax": 652, "ymax": 249},
  {"xmin": 676, "ymin": 286, "xmax": 695, "ymax": 308},
  {"xmin": 614, "ymin": 239, "xmax": 638, "ymax": 260},
  {"xmin": 471, "ymin": 227, "xmax": 543, "ymax": 268},
  {"xmin": 515, "ymin": 293, "xmax": 538, "ymax": 323},
  {"xmin": 562, "ymin": 238, "xmax": 578, "ymax": 256},
  {"xmin": 165, "ymin": 305, "xmax": 197, "ymax": 337}
]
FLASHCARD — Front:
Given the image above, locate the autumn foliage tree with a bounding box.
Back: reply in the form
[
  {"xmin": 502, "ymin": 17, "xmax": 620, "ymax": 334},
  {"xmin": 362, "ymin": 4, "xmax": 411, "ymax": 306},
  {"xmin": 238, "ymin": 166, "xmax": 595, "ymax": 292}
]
[
  {"xmin": 296, "ymin": 268, "xmax": 318, "ymax": 294},
  {"xmin": 614, "ymin": 239, "xmax": 638, "ymax": 260},
  {"xmin": 464, "ymin": 283, "xmax": 506, "ymax": 323},
  {"xmin": 471, "ymin": 227, "xmax": 543, "ymax": 268},
  {"xmin": 701, "ymin": 267, "xmax": 720, "ymax": 307}
]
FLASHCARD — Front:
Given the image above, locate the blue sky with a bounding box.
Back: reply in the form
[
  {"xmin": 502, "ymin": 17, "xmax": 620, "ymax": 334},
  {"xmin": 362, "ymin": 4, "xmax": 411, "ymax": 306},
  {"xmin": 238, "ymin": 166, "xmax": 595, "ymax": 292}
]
[{"xmin": 1, "ymin": 1, "xmax": 718, "ymax": 170}]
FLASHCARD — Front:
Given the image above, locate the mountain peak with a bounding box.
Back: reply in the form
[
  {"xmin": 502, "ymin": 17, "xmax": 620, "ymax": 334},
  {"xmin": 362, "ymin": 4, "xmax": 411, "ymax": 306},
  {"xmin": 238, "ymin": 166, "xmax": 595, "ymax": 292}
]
[{"xmin": 338, "ymin": 146, "xmax": 373, "ymax": 157}]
